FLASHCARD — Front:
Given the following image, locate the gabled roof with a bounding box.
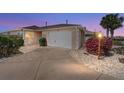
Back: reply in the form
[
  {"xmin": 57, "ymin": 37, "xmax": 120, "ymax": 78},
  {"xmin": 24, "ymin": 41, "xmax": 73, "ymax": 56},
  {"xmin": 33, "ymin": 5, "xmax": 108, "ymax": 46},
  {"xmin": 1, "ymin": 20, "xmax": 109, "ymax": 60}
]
[
  {"xmin": 0, "ymin": 24, "xmax": 82, "ymax": 34},
  {"xmin": 22, "ymin": 24, "xmax": 80, "ymax": 30},
  {"xmin": 39, "ymin": 24, "xmax": 80, "ymax": 29}
]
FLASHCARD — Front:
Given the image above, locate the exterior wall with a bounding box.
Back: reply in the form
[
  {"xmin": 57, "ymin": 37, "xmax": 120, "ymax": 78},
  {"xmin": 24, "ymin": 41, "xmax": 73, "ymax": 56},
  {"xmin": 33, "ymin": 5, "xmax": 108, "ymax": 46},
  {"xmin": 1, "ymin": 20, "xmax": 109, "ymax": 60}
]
[
  {"xmin": 42, "ymin": 26, "xmax": 85, "ymax": 49},
  {"xmin": 79, "ymin": 28, "xmax": 85, "ymax": 48},
  {"xmin": 71, "ymin": 30, "xmax": 76, "ymax": 49},
  {"xmin": 1, "ymin": 30, "xmax": 23, "ymax": 36},
  {"xmin": 76, "ymin": 29, "xmax": 81, "ymax": 49},
  {"xmin": 9, "ymin": 31, "xmax": 19, "ymax": 35},
  {"xmin": 33, "ymin": 31, "xmax": 42, "ymax": 45},
  {"xmin": 0, "ymin": 32, "xmax": 9, "ymax": 35},
  {"xmin": 81, "ymin": 29, "xmax": 85, "ymax": 47},
  {"xmin": 42, "ymin": 27, "xmax": 75, "ymax": 38},
  {"xmin": 42, "ymin": 31, "xmax": 47, "ymax": 38},
  {"xmin": 23, "ymin": 30, "xmax": 42, "ymax": 46},
  {"xmin": 72, "ymin": 26, "xmax": 85, "ymax": 49}
]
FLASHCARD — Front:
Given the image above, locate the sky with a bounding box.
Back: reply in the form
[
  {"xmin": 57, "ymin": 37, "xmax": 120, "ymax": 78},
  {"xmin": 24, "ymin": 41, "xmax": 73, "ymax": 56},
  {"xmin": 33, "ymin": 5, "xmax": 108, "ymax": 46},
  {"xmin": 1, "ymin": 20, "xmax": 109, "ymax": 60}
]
[{"xmin": 0, "ymin": 13, "xmax": 124, "ymax": 36}]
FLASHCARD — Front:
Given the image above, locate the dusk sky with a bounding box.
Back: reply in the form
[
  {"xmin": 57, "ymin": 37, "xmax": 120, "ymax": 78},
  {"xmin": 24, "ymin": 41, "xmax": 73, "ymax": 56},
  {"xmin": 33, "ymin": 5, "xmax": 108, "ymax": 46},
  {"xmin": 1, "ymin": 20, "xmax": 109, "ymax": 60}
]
[{"xmin": 0, "ymin": 13, "xmax": 124, "ymax": 36}]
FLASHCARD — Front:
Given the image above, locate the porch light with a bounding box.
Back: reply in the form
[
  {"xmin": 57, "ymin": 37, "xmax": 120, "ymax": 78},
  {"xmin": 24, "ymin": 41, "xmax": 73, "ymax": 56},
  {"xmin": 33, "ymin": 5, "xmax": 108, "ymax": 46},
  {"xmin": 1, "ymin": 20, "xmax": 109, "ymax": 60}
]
[
  {"xmin": 97, "ymin": 32, "xmax": 103, "ymax": 60},
  {"xmin": 25, "ymin": 34, "xmax": 31, "ymax": 39},
  {"xmin": 98, "ymin": 33, "xmax": 102, "ymax": 39}
]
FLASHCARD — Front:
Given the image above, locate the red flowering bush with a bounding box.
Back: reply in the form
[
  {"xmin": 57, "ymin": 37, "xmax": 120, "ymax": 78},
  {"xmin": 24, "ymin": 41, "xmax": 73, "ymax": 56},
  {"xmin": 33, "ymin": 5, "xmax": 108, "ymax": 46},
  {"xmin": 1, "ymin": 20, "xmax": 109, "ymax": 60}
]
[{"xmin": 86, "ymin": 37, "xmax": 112, "ymax": 56}]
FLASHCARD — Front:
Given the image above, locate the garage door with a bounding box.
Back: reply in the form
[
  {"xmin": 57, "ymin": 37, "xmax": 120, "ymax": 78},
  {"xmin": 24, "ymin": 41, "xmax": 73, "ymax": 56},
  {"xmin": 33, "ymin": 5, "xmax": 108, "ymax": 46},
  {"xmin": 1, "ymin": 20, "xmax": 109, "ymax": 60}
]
[{"xmin": 47, "ymin": 31, "xmax": 72, "ymax": 48}]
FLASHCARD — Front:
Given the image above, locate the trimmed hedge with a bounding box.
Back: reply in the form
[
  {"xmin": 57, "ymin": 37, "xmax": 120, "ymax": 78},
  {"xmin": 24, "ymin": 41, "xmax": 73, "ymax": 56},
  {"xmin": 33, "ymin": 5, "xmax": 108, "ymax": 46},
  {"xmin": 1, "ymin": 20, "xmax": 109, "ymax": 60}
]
[
  {"xmin": 0, "ymin": 35, "xmax": 24, "ymax": 57},
  {"xmin": 86, "ymin": 37, "xmax": 112, "ymax": 56},
  {"xmin": 39, "ymin": 37, "xmax": 47, "ymax": 46}
]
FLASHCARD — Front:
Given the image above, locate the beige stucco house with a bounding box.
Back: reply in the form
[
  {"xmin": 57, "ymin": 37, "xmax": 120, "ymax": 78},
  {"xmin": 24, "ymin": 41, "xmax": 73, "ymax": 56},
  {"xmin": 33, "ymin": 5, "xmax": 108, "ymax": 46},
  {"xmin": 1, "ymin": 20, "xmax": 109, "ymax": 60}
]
[{"xmin": 0, "ymin": 24, "xmax": 93, "ymax": 49}]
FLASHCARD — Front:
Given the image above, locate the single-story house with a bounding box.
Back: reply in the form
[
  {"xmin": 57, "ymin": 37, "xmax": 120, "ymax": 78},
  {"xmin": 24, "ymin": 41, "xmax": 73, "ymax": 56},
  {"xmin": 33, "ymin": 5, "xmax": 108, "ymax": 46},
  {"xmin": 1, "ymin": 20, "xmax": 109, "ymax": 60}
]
[
  {"xmin": 0, "ymin": 24, "xmax": 93, "ymax": 49},
  {"xmin": 0, "ymin": 29, "xmax": 23, "ymax": 36}
]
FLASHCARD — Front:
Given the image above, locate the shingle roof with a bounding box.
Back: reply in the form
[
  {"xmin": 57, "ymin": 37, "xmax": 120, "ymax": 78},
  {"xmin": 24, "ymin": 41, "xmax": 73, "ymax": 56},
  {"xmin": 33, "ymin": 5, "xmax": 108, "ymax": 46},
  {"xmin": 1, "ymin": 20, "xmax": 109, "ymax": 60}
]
[
  {"xmin": 22, "ymin": 25, "xmax": 40, "ymax": 29},
  {"xmin": 22, "ymin": 24, "xmax": 80, "ymax": 30},
  {"xmin": 39, "ymin": 24, "xmax": 80, "ymax": 29}
]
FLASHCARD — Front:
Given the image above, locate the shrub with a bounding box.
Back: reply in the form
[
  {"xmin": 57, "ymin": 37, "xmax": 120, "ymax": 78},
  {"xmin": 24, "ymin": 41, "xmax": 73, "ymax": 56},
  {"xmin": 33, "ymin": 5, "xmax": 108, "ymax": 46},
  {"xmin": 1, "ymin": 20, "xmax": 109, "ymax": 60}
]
[
  {"xmin": 112, "ymin": 47, "xmax": 124, "ymax": 55},
  {"xmin": 0, "ymin": 35, "xmax": 24, "ymax": 58},
  {"xmin": 85, "ymin": 37, "xmax": 112, "ymax": 56},
  {"xmin": 113, "ymin": 40, "xmax": 123, "ymax": 46},
  {"xmin": 39, "ymin": 37, "xmax": 47, "ymax": 46},
  {"xmin": 16, "ymin": 38, "xmax": 24, "ymax": 47}
]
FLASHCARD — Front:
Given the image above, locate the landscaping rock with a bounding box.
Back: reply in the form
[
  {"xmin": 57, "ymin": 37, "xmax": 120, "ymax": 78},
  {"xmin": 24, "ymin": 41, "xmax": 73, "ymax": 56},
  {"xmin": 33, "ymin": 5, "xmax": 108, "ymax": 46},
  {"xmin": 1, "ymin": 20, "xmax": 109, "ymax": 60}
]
[
  {"xmin": 69, "ymin": 49, "xmax": 124, "ymax": 79},
  {"xmin": 119, "ymin": 58, "xmax": 124, "ymax": 64}
]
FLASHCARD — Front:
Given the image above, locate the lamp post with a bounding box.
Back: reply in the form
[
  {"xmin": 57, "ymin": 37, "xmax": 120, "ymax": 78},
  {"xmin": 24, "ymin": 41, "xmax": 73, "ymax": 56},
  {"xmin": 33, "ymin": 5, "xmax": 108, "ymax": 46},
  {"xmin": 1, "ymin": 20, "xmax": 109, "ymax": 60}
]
[{"xmin": 97, "ymin": 32, "xmax": 103, "ymax": 60}]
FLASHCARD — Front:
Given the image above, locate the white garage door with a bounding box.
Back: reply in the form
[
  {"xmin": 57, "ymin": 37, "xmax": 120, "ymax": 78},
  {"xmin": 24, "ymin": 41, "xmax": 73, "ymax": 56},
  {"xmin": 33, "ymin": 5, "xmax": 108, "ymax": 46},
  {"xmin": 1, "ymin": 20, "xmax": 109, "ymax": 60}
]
[{"xmin": 47, "ymin": 31, "xmax": 72, "ymax": 48}]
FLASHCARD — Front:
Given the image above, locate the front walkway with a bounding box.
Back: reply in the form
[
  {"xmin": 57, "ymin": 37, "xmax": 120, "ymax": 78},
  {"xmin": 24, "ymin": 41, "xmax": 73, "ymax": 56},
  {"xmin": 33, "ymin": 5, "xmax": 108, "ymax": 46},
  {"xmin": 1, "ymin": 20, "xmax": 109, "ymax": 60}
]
[
  {"xmin": 0, "ymin": 47, "xmax": 115, "ymax": 80},
  {"xmin": 19, "ymin": 44, "xmax": 40, "ymax": 53}
]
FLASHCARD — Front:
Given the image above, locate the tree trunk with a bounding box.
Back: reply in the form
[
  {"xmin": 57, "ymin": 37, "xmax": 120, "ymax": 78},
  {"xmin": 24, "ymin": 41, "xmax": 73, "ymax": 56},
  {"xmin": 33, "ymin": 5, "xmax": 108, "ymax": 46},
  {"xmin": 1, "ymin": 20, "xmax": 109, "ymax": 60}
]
[
  {"xmin": 110, "ymin": 30, "xmax": 114, "ymax": 39},
  {"xmin": 106, "ymin": 28, "xmax": 109, "ymax": 38}
]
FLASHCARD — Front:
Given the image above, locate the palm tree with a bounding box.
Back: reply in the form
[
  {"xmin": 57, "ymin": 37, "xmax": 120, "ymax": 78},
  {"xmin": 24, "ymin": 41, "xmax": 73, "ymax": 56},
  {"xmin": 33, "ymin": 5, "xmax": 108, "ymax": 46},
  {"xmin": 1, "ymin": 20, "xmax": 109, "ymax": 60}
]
[
  {"xmin": 100, "ymin": 13, "xmax": 124, "ymax": 38},
  {"xmin": 100, "ymin": 15, "xmax": 110, "ymax": 37}
]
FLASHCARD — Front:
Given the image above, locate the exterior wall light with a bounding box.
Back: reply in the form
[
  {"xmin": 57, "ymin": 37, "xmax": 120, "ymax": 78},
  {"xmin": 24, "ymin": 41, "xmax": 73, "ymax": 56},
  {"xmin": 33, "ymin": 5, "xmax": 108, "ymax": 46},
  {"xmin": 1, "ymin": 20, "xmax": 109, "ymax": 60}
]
[{"xmin": 97, "ymin": 32, "xmax": 103, "ymax": 60}]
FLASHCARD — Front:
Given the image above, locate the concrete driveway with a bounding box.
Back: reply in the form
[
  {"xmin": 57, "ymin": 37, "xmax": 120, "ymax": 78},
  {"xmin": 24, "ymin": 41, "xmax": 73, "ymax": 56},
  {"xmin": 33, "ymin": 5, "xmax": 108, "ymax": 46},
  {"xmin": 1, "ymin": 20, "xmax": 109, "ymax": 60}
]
[{"xmin": 0, "ymin": 47, "xmax": 115, "ymax": 80}]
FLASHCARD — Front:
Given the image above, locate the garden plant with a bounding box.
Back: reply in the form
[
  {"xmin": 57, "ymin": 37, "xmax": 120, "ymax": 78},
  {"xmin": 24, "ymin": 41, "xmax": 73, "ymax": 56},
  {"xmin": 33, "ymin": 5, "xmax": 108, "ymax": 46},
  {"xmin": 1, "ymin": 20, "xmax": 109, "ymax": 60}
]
[
  {"xmin": 86, "ymin": 37, "xmax": 112, "ymax": 56},
  {"xmin": 39, "ymin": 37, "xmax": 47, "ymax": 46},
  {"xmin": 0, "ymin": 35, "xmax": 24, "ymax": 58}
]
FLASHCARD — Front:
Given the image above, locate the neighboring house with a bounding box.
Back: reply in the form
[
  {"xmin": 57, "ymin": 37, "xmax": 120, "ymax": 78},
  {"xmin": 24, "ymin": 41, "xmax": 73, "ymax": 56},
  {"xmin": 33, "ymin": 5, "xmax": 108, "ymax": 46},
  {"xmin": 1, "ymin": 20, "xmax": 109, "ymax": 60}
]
[
  {"xmin": 84, "ymin": 30, "xmax": 94, "ymax": 41},
  {"xmin": 0, "ymin": 30, "xmax": 23, "ymax": 36},
  {"xmin": 113, "ymin": 36, "xmax": 124, "ymax": 45},
  {"xmin": 0, "ymin": 24, "xmax": 93, "ymax": 49},
  {"xmin": 114, "ymin": 36, "xmax": 124, "ymax": 40}
]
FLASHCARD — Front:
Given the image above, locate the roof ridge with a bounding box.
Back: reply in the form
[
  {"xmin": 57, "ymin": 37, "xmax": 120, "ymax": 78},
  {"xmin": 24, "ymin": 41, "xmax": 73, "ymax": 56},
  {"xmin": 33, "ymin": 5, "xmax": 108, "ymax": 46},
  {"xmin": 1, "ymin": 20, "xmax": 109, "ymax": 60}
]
[{"xmin": 22, "ymin": 24, "xmax": 81, "ymax": 30}]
